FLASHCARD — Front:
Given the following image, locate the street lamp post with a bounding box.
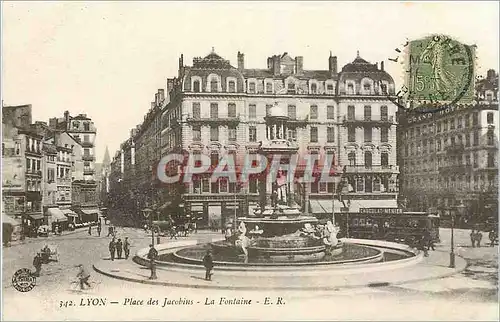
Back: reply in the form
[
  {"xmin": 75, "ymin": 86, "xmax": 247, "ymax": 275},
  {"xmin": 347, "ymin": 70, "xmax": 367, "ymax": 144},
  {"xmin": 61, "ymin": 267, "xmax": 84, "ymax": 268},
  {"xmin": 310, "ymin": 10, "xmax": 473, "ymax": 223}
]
[{"xmin": 449, "ymin": 208, "xmax": 455, "ymax": 268}]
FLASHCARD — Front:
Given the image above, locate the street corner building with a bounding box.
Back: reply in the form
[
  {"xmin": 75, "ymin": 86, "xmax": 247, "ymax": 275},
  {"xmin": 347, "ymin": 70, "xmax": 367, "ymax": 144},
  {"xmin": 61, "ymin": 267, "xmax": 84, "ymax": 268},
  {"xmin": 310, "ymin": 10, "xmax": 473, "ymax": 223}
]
[
  {"xmin": 109, "ymin": 49, "xmax": 403, "ymax": 228},
  {"xmin": 2, "ymin": 106, "xmax": 104, "ymax": 241}
]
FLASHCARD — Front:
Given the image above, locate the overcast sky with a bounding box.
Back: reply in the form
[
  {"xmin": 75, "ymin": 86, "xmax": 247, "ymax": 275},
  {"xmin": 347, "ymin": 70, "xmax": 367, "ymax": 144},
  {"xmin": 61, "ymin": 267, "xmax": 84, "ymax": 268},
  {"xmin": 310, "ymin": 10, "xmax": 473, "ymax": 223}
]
[{"xmin": 2, "ymin": 1, "xmax": 499, "ymax": 162}]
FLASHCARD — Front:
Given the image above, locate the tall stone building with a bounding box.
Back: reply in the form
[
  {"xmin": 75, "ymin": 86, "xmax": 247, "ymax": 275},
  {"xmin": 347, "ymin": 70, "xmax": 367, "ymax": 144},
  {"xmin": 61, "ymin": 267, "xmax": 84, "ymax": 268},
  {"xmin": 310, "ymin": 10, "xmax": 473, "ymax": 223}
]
[
  {"xmin": 109, "ymin": 50, "xmax": 400, "ymax": 227},
  {"xmin": 399, "ymin": 70, "xmax": 498, "ymax": 226}
]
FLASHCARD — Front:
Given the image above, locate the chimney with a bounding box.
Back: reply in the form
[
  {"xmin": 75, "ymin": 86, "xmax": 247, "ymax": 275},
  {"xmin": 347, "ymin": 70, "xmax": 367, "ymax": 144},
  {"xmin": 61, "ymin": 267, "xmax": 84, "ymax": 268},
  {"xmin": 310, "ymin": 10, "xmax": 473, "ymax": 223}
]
[
  {"xmin": 158, "ymin": 89, "xmax": 165, "ymax": 102},
  {"xmin": 155, "ymin": 93, "xmax": 159, "ymax": 106},
  {"xmin": 380, "ymin": 61, "xmax": 385, "ymax": 71},
  {"xmin": 295, "ymin": 56, "xmax": 303, "ymax": 74},
  {"xmin": 237, "ymin": 51, "xmax": 245, "ymax": 71},
  {"xmin": 487, "ymin": 69, "xmax": 496, "ymax": 80},
  {"xmin": 64, "ymin": 110, "xmax": 70, "ymax": 124},
  {"xmin": 151, "ymin": 102, "xmax": 155, "ymax": 110},
  {"xmin": 49, "ymin": 117, "xmax": 58, "ymax": 129},
  {"xmin": 329, "ymin": 54, "xmax": 338, "ymax": 76},
  {"xmin": 179, "ymin": 54, "xmax": 184, "ymax": 69},
  {"xmin": 267, "ymin": 57, "xmax": 273, "ymax": 69},
  {"xmin": 272, "ymin": 55, "xmax": 280, "ymax": 76}
]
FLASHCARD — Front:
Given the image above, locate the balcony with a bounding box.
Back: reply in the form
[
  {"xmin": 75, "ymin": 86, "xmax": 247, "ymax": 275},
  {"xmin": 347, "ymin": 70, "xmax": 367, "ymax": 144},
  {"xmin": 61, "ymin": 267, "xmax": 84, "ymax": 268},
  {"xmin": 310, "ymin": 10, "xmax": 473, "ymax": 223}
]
[
  {"xmin": 57, "ymin": 177, "xmax": 72, "ymax": 185},
  {"xmin": 343, "ymin": 116, "xmax": 394, "ymax": 127},
  {"xmin": 83, "ymin": 168, "xmax": 95, "ymax": 175},
  {"xmin": 82, "ymin": 154, "xmax": 95, "ymax": 161},
  {"xmin": 186, "ymin": 114, "xmax": 240, "ymax": 126},
  {"xmin": 25, "ymin": 169, "xmax": 42, "ymax": 177},
  {"xmin": 25, "ymin": 146, "xmax": 42, "ymax": 156},
  {"xmin": 438, "ymin": 164, "xmax": 472, "ymax": 174},
  {"xmin": 344, "ymin": 165, "xmax": 399, "ymax": 173},
  {"xmin": 81, "ymin": 141, "xmax": 93, "ymax": 148}
]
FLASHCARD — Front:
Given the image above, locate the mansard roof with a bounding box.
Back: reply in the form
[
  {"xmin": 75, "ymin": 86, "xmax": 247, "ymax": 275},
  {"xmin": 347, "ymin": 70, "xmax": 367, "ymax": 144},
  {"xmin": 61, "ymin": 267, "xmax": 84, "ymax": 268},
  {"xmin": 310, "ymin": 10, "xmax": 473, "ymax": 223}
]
[{"xmin": 339, "ymin": 52, "xmax": 394, "ymax": 84}]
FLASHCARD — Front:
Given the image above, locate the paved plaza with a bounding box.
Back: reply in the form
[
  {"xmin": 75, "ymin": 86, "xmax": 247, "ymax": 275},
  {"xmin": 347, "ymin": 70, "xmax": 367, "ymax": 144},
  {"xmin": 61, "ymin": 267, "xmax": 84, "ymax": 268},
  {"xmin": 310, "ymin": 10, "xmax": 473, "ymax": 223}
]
[{"xmin": 2, "ymin": 224, "xmax": 498, "ymax": 321}]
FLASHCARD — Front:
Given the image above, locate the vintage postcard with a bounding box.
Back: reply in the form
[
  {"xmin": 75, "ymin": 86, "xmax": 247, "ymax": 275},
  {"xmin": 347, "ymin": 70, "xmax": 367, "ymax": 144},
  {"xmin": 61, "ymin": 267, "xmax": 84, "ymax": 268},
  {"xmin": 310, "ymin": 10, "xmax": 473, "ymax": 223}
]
[{"xmin": 1, "ymin": 1, "xmax": 498, "ymax": 321}]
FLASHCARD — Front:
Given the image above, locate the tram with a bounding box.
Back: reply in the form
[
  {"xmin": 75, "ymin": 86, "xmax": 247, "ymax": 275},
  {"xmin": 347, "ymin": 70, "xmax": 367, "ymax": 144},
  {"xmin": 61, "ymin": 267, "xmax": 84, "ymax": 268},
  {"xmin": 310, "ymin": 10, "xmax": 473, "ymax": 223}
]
[{"xmin": 334, "ymin": 209, "xmax": 440, "ymax": 244}]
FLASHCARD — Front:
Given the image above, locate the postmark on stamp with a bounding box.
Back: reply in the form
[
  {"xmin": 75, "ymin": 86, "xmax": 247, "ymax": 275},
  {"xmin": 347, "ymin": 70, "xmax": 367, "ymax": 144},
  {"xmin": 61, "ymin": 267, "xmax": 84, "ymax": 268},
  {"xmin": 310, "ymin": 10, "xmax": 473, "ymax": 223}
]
[
  {"xmin": 388, "ymin": 34, "xmax": 476, "ymax": 113},
  {"xmin": 12, "ymin": 268, "xmax": 37, "ymax": 292}
]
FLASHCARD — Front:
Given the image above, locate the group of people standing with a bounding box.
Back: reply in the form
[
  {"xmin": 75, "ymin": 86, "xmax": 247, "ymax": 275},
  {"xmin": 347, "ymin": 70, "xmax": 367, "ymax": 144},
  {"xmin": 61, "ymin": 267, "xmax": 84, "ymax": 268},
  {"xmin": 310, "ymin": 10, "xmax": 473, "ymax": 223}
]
[
  {"xmin": 471, "ymin": 229, "xmax": 498, "ymax": 247},
  {"xmin": 108, "ymin": 237, "xmax": 131, "ymax": 261},
  {"xmin": 88, "ymin": 221, "xmax": 102, "ymax": 236}
]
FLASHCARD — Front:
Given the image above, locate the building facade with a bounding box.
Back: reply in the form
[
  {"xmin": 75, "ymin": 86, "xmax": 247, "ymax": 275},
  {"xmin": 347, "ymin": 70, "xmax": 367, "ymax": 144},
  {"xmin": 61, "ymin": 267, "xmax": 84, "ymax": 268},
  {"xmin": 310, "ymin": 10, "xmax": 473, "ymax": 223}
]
[
  {"xmin": 399, "ymin": 70, "xmax": 498, "ymax": 226},
  {"xmin": 110, "ymin": 50, "xmax": 401, "ymax": 228}
]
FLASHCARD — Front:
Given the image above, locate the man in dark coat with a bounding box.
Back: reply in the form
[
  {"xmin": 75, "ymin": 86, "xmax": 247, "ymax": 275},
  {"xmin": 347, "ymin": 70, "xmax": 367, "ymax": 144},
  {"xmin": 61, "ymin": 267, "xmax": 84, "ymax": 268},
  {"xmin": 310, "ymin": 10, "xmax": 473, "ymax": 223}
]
[
  {"xmin": 147, "ymin": 244, "xmax": 158, "ymax": 280},
  {"xmin": 203, "ymin": 249, "xmax": 214, "ymax": 281},
  {"xmin": 123, "ymin": 237, "xmax": 131, "ymax": 259},
  {"xmin": 33, "ymin": 253, "xmax": 43, "ymax": 277},
  {"xmin": 109, "ymin": 238, "xmax": 116, "ymax": 261},
  {"xmin": 97, "ymin": 224, "xmax": 101, "ymax": 237},
  {"xmin": 76, "ymin": 264, "xmax": 91, "ymax": 290},
  {"xmin": 116, "ymin": 239, "xmax": 123, "ymax": 259}
]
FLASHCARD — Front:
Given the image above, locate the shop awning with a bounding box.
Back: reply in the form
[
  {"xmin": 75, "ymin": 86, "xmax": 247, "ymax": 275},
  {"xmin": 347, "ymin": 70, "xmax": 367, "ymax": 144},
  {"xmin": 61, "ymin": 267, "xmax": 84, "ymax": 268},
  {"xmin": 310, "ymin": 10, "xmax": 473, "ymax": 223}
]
[
  {"xmin": 348, "ymin": 199, "xmax": 399, "ymax": 212},
  {"xmin": 61, "ymin": 209, "xmax": 78, "ymax": 217},
  {"xmin": 28, "ymin": 214, "xmax": 44, "ymax": 220},
  {"xmin": 2, "ymin": 214, "xmax": 21, "ymax": 226},
  {"xmin": 47, "ymin": 208, "xmax": 68, "ymax": 222},
  {"xmin": 80, "ymin": 209, "xmax": 99, "ymax": 215}
]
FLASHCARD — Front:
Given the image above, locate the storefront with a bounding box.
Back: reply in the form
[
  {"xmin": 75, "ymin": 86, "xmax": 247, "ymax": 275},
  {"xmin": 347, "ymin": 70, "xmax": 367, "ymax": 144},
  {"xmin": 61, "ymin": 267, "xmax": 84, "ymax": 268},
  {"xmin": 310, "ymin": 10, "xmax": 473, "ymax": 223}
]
[
  {"xmin": 47, "ymin": 208, "xmax": 69, "ymax": 231},
  {"xmin": 78, "ymin": 208, "xmax": 99, "ymax": 224}
]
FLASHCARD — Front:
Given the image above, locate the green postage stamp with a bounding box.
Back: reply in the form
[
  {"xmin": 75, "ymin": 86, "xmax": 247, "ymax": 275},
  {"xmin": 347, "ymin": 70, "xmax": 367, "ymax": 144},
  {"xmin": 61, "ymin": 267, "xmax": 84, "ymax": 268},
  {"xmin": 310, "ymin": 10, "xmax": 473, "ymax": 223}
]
[{"xmin": 405, "ymin": 35, "xmax": 475, "ymax": 105}]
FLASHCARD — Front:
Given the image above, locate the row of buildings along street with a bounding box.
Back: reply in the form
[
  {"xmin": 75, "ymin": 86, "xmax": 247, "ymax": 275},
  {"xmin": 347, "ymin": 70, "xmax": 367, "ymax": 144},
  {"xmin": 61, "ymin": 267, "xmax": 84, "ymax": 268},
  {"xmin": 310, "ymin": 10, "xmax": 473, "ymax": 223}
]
[
  {"xmin": 107, "ymin": 49, "xmax": 498, "ymax": 230},
  {"xmin": 2, "ymin": 107, "xmax": 108, "ymax": 241}
]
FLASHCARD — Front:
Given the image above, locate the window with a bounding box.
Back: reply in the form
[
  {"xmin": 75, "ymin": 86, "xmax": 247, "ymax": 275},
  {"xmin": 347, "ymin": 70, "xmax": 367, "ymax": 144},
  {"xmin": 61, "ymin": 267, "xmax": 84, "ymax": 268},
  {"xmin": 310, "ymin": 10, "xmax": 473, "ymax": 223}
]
[
  {"xmin": 249, "ymin": 104, "xmax": 256, "ymax": 119},
  {"xmin": 473, "ymin": 131, "xmax": 479, "ymax": 146},
  {"xmin": 380, "ymin": 106, "xmax": 388, "ymax": 121},
  {"xmin": 348, "ymin": 152, "xmax": 356, "ymax": 166},
  {"xmin": 487, "ymin": 130, "xmax": 494, "ymax": 145},
  {"xmin": 266, "ymin": 104, "xmax": 272, "ymax": 117},
  {"xmin": 228, "ymin": 126, "xmax": 237, "ymax": 141},
  {"xmin": 348, "ymin": 127, "xmax": 356, "ymax": 142},
  {"xmin": 364, "ymin": 106, "xmax": 371, "ymax": 121},
  {"xmin": 364, "ymin": 127, "xmax": 372, "ymax": 142},
  {"xmin": 457, "ymin": 116, "xmax": 463, "ymax": 128},
  {"xmin": 465, "ymin": 133, "xmax": 470, "ymax": 147},
  {"xmin": 327, "ymin": 84, "xmax": 334, "ymax": 91},
  {"xmin": 311, "ymin": 83, "xmax": 317, "ymax": 94},
  {"xmin": 83, "ymin": 123, "xmax": 90, "ymax": 131},
  {"xmin": 327, "ymin": 127, "xmax": 335, "ymax": 142},
  {"xmin": 327, "ymin": 105, "xmax": 335, "ymax": 119},
  {"xmin": 487, "ymin": 112, "xmax": 494, "ymax": 124},
  {"xmin": 219, "ymin": 178, "xmax": 228, "ymax": 193},
  {"xmin": 288, "ymin": 105, "xmax": 296, "ymax": 119},
  {"xmin": 347, "ymin": 83, "xmax": 354, "ymax": 94},
  {"xmin": 248, "ymin": 82, "xmax": 256, "ymax": 93},
  {"xmin": 364, "ymin": 151, "xmax": 372, "ymax": 168},
  {"xmin": 210, "ymin": 126, "xmax": 219, "ymax": 141},
  {"xmin": 488, "ymin": 152, "xmax": 495, "ymax": 167},
  {"xmin": 193, "ymin": 80, "xmax": 201, "ymax": 92},
  {"xmin": 381, "ymin": 83, "xmax": 387, "ymax": 94},
  {"xmin": 443, "ymin": 121, "xmax": 448, "ymax": 132},
  {"xmin": 228, "ymin": 103, "xmax": 237, "ymax": 118},
  {"xmin": 192, "ymin": 126, "xmax": 201, "ymax": 141},
  {"xmin": 287, "ymin": 83, "xmax": 295, "ymax": 94},
  {"xmin": 210, "ymin": 152, "xmax": 219, "ymax": 168},
  {"xmin": 473, "ymin": 112, "xmax": 478, "ymax": 126},
  {"xmin": 228, "ymin": 81, "xmax": 235, "ymax": 93},
  {"xmin": 437, "ymin": 122, "xmax": 441, "ymax": 132},
  {"xmin": 287, "ymin": 128, "xmax": 297, "ymax": 142},
  {"xmin": 210, "ymin": 78, "xmax": 218, "ymax": 92},
  {"xmin": 363, "ymin": 83, "xmax": 371, "ymax": 92},
  {"xmin": 450, "ymin": 118, "xmax": 455, "ymax": 129},
  {"xmin": 365, "ymin": 176, "xmax": 372, "ymax": 193},
  {"xmin": 310, "ymin": 105, "xmax": 318, "ymax": 119},
  {"xmin": 347, "ymin": 105, "xmax": 355, "ymax": 121},
  {"xmin": 210, "ymin": 103, "xmax": 218, "ymax": 119},
  {"xmin": 473, "ymin": 152, "xmax": 478, "ymax": 167},
  {"xmin": 249, "ymin": 126, "xmax": 257, "ymax": 142},
  {"xmin": 192, "ymin": 103, "xmax": 201, "ymax": 119},
  {"xmin": 465, "ymin": 115, "xmax": 470, "ymax": 127},
  {"xmin": 381, "ymin": 128, "xmax": 388, "ymax": 143},
  {"xmin": 465, "ymin": 155, "xmax": 471, "ymax": 165},
  {"xmin": 356, "ymin": 177, "xmax": 364, "ymax": 192},
  {"xmin": 381, "ymin": 152, "xmax": 389, "ymax": 167},
  {"xmin": 266, "ymin": 82, "xmax": 273, "ymax": 94},
  {"xmin": 310, "ymin": 127, "xmax": 318, "ymax": 143}
]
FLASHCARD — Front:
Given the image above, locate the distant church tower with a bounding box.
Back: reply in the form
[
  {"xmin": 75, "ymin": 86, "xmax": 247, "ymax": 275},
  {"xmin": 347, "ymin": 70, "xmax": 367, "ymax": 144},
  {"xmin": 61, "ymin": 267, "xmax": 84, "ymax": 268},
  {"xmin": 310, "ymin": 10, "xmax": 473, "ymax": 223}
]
[{"xmin": 102, "ymin": 146, "xmax": 111, "ymax": 193}]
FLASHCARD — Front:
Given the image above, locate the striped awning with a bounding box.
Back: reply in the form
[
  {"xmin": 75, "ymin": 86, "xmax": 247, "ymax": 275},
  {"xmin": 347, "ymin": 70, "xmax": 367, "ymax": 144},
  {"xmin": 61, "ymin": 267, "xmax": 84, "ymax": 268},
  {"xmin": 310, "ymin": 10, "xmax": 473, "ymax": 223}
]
[
  {"xmin": 61, "ymin": 209, "xmax": 78, "ymax": 217},
  {"xmin": 47, "ymin": 208, "xmax": 68, "ymax": 222},
  {"xmin": 80, "ymin": 209, "xmax": 99, "ymax": 215}
]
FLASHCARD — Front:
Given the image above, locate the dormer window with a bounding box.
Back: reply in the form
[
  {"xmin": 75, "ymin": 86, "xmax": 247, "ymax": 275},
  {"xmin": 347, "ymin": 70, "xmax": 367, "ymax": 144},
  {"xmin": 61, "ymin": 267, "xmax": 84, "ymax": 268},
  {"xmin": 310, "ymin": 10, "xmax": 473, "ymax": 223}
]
[
  {"xmin": 381, "ymin": 83, "xmax": 387, "ymax": 94},
  {"xmin": 228, "ymin": 81, "xmax": 235, "ymax": 93},
  {"xmin": 311, "ymin": 83, "xmax": 317, "ymax": 94},
  {"xmin": 193, "ymin": 80, "xmax": 201, "ymax": 92},
  {"xmin": 249, "ymin": 82, "xmax": 256, "ymax": 93},
  {"xmin": 83, "ymin": 122, "xmax": 90, "ymax": 131},
  {"xmin": 347, "ymin": 83, "xmax": 354, "ymax": 94},
  {"xmin": 266, "ymin": 82, "xmax": 273, "ymax": 94},
  {"xmin": 363, "ymin": 83, "xmax": 371, "ymax": 92},
  {"xmin": 287, "ymin": 83, "xmax": 295, "ymax": 94},
  {"xmin": 72, "ymin": 121, "xmax": 79, "ymax": 129},
  {"xmin": 210, "ymin": 78, "xmax": 218, "ymax": 92}
]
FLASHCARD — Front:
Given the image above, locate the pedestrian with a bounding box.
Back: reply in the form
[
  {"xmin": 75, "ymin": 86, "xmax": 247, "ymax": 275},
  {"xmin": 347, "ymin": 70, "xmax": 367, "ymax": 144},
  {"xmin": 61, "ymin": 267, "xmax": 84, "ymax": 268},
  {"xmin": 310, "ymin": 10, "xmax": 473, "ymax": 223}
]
[
  {"xmin": 88, "ymin": 225, "xmax": 92, "ymax": 236},
  {"xmin": 97, "ymin": 225, "xmax": 101, "ymax": 236},
  {"xmin": 475, "ymin": 230, "xmax": 483, "ymax": 247},
  {"xmin": 116, "ymin": 238, "xmax": 123, "ymax": 259},
  {"xmin": 76, "ymin": 264, "xmax": 91, "ymax": 290},
  {"xmin": 107, "ymin": 226, "xmax": 113, "ymax": 237},
  {"xmin": 193, "ymin": 219, "xmax": 197, "ymax": 234},
  {"xmin": 203, "ymin": 249, "xmax": 214, "ymax": 281},
  {"xmin": 147, "ymin": 244, "xmax": 158, "ymax": 280},
  {"xmin": 33, "ymin": 253, "xmax": 43, "ymax": 277},
  {"xmin": 423, "ymin": 229, "xmax": 435, "ymax": 251},
  {"xmin": 124, "ymin": 237, "xmax": 131, "ymax": 259},
  {"xmin": 489, "ymin": 229, "xmax": 496, "ymax": 247},
  {"xmin": 109, "ymin": 238, "xmax": 116, "ymax": 261},
  {"xmin": 470, "ymin": 229, "xmax": 476, "ymax": 248}
]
